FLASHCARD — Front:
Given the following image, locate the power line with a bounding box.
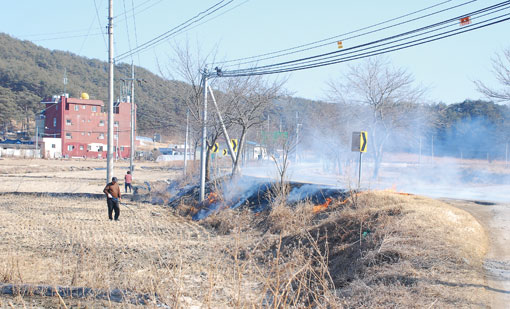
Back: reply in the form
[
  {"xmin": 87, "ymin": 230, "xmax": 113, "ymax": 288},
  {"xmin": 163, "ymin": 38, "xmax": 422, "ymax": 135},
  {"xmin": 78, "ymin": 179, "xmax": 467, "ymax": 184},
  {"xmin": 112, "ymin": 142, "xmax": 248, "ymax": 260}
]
[
  {"xmin": 113, "ymin": 0, "xmax": 160, "ymax": 19},
  {"xmin": 225, "ymin": 14, "xmax": 510, "ymax": 77},
  {"xmin": 131, "ymin": 0, "xmax": 142, "ymax": 66},
  {"xmin": 115, "ymin": 0, "xmax": 234, "ymax": 61},
  {"xmin": 122, "ymin": 0, "xmax": 133, "ymax": 61},
  {"xmin": 94, "ymin": 0, "xmax": 108, "ymax": 49},
  {"xmin": 31, "ymin": 33, "xmax": 103, "ymax": 42},
  {"xmin": 228, "ymin": 2, "xmax": 510, "ymax": 75},
  {"xmin": 218, "ymin": 2, "xmax": 510, "ymax": 77},
  {"xmin": 79, "ymin": 0, "xmax": 106, "ymax": 55},
  {"xmin": 214, "ymin": 0, "xmax": 471, "ymax": 67}
]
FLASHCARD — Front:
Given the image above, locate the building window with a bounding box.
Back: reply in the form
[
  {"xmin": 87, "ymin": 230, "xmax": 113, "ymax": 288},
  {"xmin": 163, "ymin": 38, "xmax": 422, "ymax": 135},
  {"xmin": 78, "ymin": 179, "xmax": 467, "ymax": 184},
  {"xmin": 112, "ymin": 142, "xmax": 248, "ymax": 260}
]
[
  {"xmin": 82, "ymin": 105, "xmax": 86, "ymax": 110},
  {"xmin": 53, "ymin": 118, "xmax": 57, "ymax": 127},
  {"xmin": 56, "ymin": 104, "xmax": 58, "ymax": 111},
  {"xmin": 74, "ymin": 105, "xmax": 79, "ymax": 111},
  {"xmin": 81, "ymin": 132, "xmax": 85, "ymax": 136},
  {"xmin": 99, "ymin": 120, "xmax": 104, "ymax": 126},
  {"xmin": 120, "ymin": 146, "xmax": 125, "ymax": 151},
  {"xmin": 87, "ymin": 145, "xmax": 91, "ymax": 151},
  {"xmin": 87, "ymin": 132, "xmax": 91, "ymax": 136},
  {"xmin": 114, "ymin": 121, "xmax": 119, "ymax": 127},
  {"xmin": 92, "ymin": 106, "xmax": 97, "ymax": 112},
  {"xmin": 79, "ymin": 145, "xmax": 84, "ymax": 150},
  {"xmin": 66, "ymin": 133, "xmax": 72, "ymax": 139},
  {"xmin": 98, "ymin": 133, "xmax": 104, "ymax": 140},
  {"xmin": 67, "ymin": 145, "xmax": 74, "ymax": 151},
  {"xmin": 51, "ymin": 144, "xmax": 56, "ymax": 149},
  {"xmin": 66, "ymin": 119, "xmax": 72, "ymax": 125}
]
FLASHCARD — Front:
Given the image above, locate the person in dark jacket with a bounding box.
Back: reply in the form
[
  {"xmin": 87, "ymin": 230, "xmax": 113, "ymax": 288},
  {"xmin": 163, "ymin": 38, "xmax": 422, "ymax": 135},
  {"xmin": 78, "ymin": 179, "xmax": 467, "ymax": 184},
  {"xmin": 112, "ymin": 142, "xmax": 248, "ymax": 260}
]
[{"xmin": 103, "ymin": 177, "xmax": 121, "ymax": 221}]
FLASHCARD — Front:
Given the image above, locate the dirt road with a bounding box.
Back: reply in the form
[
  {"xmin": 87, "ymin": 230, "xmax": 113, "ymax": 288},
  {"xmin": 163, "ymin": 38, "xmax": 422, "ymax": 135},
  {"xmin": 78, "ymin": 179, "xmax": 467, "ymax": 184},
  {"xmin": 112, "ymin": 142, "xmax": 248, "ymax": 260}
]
[{"xmin": 444, "ymin": 199, "xmax": 510, "ymax": 309}]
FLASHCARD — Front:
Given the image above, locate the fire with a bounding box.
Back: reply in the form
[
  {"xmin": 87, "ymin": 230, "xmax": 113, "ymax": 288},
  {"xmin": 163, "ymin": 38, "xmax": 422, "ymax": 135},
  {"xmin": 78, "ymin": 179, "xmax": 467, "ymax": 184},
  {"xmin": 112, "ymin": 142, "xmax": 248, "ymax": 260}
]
[
  {"xmin": 313, "ymin": 197, "xmax": 332, "ymax": 213},
  {"xmin": 206, "ymin": 192, "xmax": 220, "ymax": 204}
]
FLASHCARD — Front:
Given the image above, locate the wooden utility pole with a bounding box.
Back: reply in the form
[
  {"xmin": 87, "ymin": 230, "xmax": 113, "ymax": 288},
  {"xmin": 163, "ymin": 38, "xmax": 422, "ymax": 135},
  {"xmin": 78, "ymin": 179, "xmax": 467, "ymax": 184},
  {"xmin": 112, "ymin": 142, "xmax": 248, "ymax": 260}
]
[{"xmin": 107, "ymin": 0, "xmax": 114, "ymax": 183}]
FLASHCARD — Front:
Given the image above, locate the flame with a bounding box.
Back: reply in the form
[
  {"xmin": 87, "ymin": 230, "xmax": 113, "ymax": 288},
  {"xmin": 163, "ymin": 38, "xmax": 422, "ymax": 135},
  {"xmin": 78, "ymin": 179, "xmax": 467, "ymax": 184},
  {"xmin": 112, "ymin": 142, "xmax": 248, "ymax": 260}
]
[
  {"xmin": 313, "ymin": 197, "xmax": 332, "ymax": 213},
  {"xmin": 207, "ymin": 192, "xmax": 220, "ymax": 204}
]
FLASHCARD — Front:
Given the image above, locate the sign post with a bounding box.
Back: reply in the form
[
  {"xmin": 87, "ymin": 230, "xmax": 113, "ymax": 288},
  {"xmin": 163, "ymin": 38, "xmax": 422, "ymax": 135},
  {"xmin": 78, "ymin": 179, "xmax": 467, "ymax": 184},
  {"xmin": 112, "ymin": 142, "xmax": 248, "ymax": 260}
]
[{"xmin": 352, "ymin": 131, "xmax": 367, "ymax": 188}]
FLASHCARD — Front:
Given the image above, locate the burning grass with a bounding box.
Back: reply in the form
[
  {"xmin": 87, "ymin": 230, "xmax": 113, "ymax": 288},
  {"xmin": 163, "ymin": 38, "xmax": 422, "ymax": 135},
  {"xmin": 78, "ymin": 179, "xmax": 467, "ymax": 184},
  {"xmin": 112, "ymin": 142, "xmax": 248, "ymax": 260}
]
[{"xmin": 0, "ymin": 189, "xmax": 490, "ymax": 307}]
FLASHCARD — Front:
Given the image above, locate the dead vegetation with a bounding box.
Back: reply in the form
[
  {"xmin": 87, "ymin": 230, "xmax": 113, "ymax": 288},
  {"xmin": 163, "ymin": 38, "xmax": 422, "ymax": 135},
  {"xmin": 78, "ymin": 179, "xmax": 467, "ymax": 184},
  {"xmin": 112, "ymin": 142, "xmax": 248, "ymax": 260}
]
[{"xmin": 0, "ymin": 188, "xmax": 490, "ymax": 307}]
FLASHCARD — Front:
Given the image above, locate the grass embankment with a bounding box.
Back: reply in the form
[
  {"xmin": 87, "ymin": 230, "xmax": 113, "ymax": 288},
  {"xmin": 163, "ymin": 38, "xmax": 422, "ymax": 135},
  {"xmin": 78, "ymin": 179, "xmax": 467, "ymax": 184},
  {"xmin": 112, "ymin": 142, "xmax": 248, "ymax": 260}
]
[{"xmin": 0, "ymin": 191, "xmax": 488, "ymax": 307}]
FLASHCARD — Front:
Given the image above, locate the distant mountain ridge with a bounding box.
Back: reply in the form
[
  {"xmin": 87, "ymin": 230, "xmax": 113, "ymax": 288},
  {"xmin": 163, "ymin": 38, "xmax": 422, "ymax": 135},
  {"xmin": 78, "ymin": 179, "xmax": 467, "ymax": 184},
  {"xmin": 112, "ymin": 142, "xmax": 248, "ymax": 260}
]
[{"xmin": 0, "ymin": 32, "xmax": 186, "ymax": 137}]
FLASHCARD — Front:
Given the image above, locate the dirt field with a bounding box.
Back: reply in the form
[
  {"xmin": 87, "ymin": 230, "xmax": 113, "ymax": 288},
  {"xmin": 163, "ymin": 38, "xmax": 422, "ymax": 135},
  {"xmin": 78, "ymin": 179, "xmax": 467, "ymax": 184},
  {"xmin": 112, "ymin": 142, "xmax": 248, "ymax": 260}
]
[
  {"xmin": 0, "ymin": 158, "xmax": 503, "ymax": 307},
  {"xmin": 0, "ymin": 157, "xmax": 183, "ymax": 194}
]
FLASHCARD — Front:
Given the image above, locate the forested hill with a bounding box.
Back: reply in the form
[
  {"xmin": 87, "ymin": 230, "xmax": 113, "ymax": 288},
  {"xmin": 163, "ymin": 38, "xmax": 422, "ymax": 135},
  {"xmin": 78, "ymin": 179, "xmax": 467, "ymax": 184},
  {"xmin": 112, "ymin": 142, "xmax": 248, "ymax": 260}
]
[{"xmin": 0, "ymin": 33, "xmax": 186, "ymax": 136}]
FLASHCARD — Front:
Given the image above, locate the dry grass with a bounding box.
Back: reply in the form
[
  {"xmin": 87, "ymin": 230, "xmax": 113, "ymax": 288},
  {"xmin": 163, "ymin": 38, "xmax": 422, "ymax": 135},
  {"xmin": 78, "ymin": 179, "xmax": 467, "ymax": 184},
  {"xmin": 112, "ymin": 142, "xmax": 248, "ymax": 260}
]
[{"xmin": 0, "ymin": 188, "xmax": 490, "ymax": 307}]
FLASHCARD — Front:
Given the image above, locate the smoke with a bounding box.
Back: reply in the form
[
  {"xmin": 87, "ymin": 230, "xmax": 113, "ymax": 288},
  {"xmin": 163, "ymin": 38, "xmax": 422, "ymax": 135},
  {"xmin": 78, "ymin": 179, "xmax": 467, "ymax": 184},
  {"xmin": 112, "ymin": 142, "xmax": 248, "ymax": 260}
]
[{"xmin": 241, "ymin": 99, "xmax": 510, "ymax": 204}]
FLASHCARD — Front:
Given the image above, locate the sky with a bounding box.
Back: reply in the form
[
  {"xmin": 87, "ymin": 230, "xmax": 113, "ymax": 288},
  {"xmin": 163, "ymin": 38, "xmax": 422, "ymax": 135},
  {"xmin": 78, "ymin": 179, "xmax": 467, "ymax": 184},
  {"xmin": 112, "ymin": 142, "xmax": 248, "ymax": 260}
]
[{"xmin": 1, "ymin": 0, "xmax": 509, "ymax": 104}]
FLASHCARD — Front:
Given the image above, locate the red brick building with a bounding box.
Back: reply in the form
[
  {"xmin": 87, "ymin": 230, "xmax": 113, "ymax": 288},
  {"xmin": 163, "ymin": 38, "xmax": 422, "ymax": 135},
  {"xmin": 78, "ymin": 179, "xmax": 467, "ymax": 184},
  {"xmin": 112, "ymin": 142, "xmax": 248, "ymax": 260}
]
[{"xmin": 41, "ymin": 95, "xmax": 136, "ymax": 158}]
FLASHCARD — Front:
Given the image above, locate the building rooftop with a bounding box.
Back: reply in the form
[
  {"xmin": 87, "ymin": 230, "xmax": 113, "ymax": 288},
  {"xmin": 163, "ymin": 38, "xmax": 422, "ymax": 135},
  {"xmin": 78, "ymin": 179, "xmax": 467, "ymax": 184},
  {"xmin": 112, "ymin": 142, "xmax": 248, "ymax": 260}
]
[{"xmin": 66, "ymin": 97, "xmax": 104, "ymax": 106}]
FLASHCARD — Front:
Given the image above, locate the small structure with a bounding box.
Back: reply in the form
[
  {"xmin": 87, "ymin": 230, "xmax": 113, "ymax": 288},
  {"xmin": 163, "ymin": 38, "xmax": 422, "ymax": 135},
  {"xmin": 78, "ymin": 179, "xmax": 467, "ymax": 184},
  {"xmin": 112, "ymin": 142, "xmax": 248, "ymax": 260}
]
[{"xmin": 41, "ymin": 94, "xmax": 136, "ymax": 159}]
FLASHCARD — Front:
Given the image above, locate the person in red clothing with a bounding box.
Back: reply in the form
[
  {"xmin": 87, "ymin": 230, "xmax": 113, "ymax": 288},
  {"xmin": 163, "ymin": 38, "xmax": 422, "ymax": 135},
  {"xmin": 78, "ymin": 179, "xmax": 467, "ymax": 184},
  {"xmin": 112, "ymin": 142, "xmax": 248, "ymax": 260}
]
[{"xmin": 124, "ymin": 171, "xmax": 133, "ymax": 193}]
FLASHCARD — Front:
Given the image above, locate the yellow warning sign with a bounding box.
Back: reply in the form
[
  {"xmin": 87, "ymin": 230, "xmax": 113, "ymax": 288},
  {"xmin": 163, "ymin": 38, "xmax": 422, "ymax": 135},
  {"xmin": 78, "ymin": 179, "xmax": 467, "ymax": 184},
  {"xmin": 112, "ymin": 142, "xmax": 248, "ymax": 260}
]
[{"xmin": 230, "ymin": 139, "xmax": 238, "ymax": 152}]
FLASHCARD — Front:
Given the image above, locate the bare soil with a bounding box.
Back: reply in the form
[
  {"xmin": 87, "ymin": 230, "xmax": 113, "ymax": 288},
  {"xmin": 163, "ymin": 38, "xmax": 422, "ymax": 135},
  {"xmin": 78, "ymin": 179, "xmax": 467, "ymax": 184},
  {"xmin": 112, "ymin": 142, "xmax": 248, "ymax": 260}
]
[{"xmin": 443, "ymin": 199, "xmax": 510, "ymax": 309}]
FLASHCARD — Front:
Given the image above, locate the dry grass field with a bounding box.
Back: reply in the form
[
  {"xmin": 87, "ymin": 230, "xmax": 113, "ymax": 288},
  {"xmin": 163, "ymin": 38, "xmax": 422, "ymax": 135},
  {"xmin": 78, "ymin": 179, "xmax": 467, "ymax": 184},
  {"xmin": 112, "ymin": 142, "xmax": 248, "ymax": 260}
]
[
  {"xmin": 0, "ymin": 186, "xmax": 492, "ymax": 308},
  {"xmin": 0, "ymin": 157, "xmax": 184, "ymax": 194}
]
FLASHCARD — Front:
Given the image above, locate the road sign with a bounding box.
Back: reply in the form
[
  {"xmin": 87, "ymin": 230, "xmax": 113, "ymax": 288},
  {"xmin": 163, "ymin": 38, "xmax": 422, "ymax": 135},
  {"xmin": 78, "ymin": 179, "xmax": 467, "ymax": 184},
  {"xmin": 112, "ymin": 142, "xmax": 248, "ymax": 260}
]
[
  {"xmin": 230, "ymin": 139, "xmax": 238, "ymax": 152},
  {"xmin": 337, "ymin": 41, "xmax": 343, "ymax": 49},
  {"xmin": 210, "ymin": 143, "xmax": 219, "ymax": 153},
  {"xmin": 222, "ymin": 149, "xmax": 228, "ymax": 156},
  {"xmin": 351, "ymin": 131, "xmax": 368, "ymax": 153}
]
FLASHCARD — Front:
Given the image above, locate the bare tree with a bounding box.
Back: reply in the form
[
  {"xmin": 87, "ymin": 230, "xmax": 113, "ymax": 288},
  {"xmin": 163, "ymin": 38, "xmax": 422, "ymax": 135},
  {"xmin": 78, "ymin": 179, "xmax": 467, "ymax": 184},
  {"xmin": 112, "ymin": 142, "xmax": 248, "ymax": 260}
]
[
  {"xmin": 475, "ymin": 47, "xmax": 510, "ymax": 102},
  {"xmin": 328, "ymin": 57, "xmax": 425, "ymax": 178},
  {"xmin": 218, "ymin": 76, "xmax": 286, "ymax": 176},
  {"xmin": 163, "ymin": 40, "xmax": 229, "ymax": 181}
]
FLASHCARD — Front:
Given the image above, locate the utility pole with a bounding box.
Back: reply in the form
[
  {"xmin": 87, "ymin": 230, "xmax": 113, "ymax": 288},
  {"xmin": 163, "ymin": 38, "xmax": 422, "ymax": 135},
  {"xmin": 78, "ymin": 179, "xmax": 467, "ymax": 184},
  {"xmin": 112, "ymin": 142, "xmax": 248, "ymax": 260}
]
[
  {"xmin": 106, "ymin": 0, "xmax": 114, "ymax": 184},
  {"xmin": 183, "ymin": 108, "xmax": 189, "ymax": 176},
  {"xmin": 130, "ymin": 62, "xmax": 135, "ymax": 174},
  {"xmin": 199, "ymin": 73, "xmax": 208, "ymax": 202},
  {"xmin": 35, "ymin": 124, "xmax": 38, "ymax": 159}
]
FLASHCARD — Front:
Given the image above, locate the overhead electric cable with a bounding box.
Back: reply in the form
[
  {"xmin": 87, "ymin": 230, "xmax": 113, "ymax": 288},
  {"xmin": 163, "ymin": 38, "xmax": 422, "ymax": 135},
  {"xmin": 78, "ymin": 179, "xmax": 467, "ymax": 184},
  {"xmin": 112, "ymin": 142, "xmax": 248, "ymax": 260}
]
[
  {"xmin": 222, "ymin": 13, "xmax": 510, "ymax": 77},
  {"xmin": 221, "ymin": 0, "xmax": 480, "ymax": 69},
  {"xmin": 31, "ymin": 33, "xmax": 104, "ymax": 42},
  {"xmin": 94, "ymin": 0, "xmax": 108, "ymax": 49},
  {"xmin": 115, "ymin": 0, "xmax": 234, "ymax": 61},
  {"xmin": 218, "ymin": 2, "xmax": 510, "ymax": 77},
  {"xmin": 79, "ymin": 0, "xmax": 105, "ymax": 55},
  {"xmin": 226, "ymin": 1, "xmax": 510, "ymax": 75},
  {"xmin": 214, "ymin": 0, "xmax": 473, "ymax": 67},
  {"xmin": 122, "ymin": 0, "xmax": 133, "ymax": 61},
  {"xmin": 131, "ymin": 0, "xmax": 142, "ymax": 66}
]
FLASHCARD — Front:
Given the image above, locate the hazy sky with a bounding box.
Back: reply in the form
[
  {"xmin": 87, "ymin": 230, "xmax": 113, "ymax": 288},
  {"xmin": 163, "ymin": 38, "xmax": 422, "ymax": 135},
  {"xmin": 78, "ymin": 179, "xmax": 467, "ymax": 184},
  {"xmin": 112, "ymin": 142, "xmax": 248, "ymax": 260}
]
[{"xmin": 1, "ymin": 0, "xmax": 509, "ymax": 104}]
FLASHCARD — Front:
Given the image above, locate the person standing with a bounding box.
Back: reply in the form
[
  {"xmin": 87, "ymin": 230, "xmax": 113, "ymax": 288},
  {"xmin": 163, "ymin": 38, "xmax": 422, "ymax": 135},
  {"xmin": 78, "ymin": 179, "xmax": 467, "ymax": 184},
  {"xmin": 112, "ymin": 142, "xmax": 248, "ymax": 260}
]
[
  {"xmin": 124, "ymin": 171, "xmax": 133, "ymax": 193},
  {"xmin": 103, "ymin": 177, "xmax": 121, "ymax": 221}
]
